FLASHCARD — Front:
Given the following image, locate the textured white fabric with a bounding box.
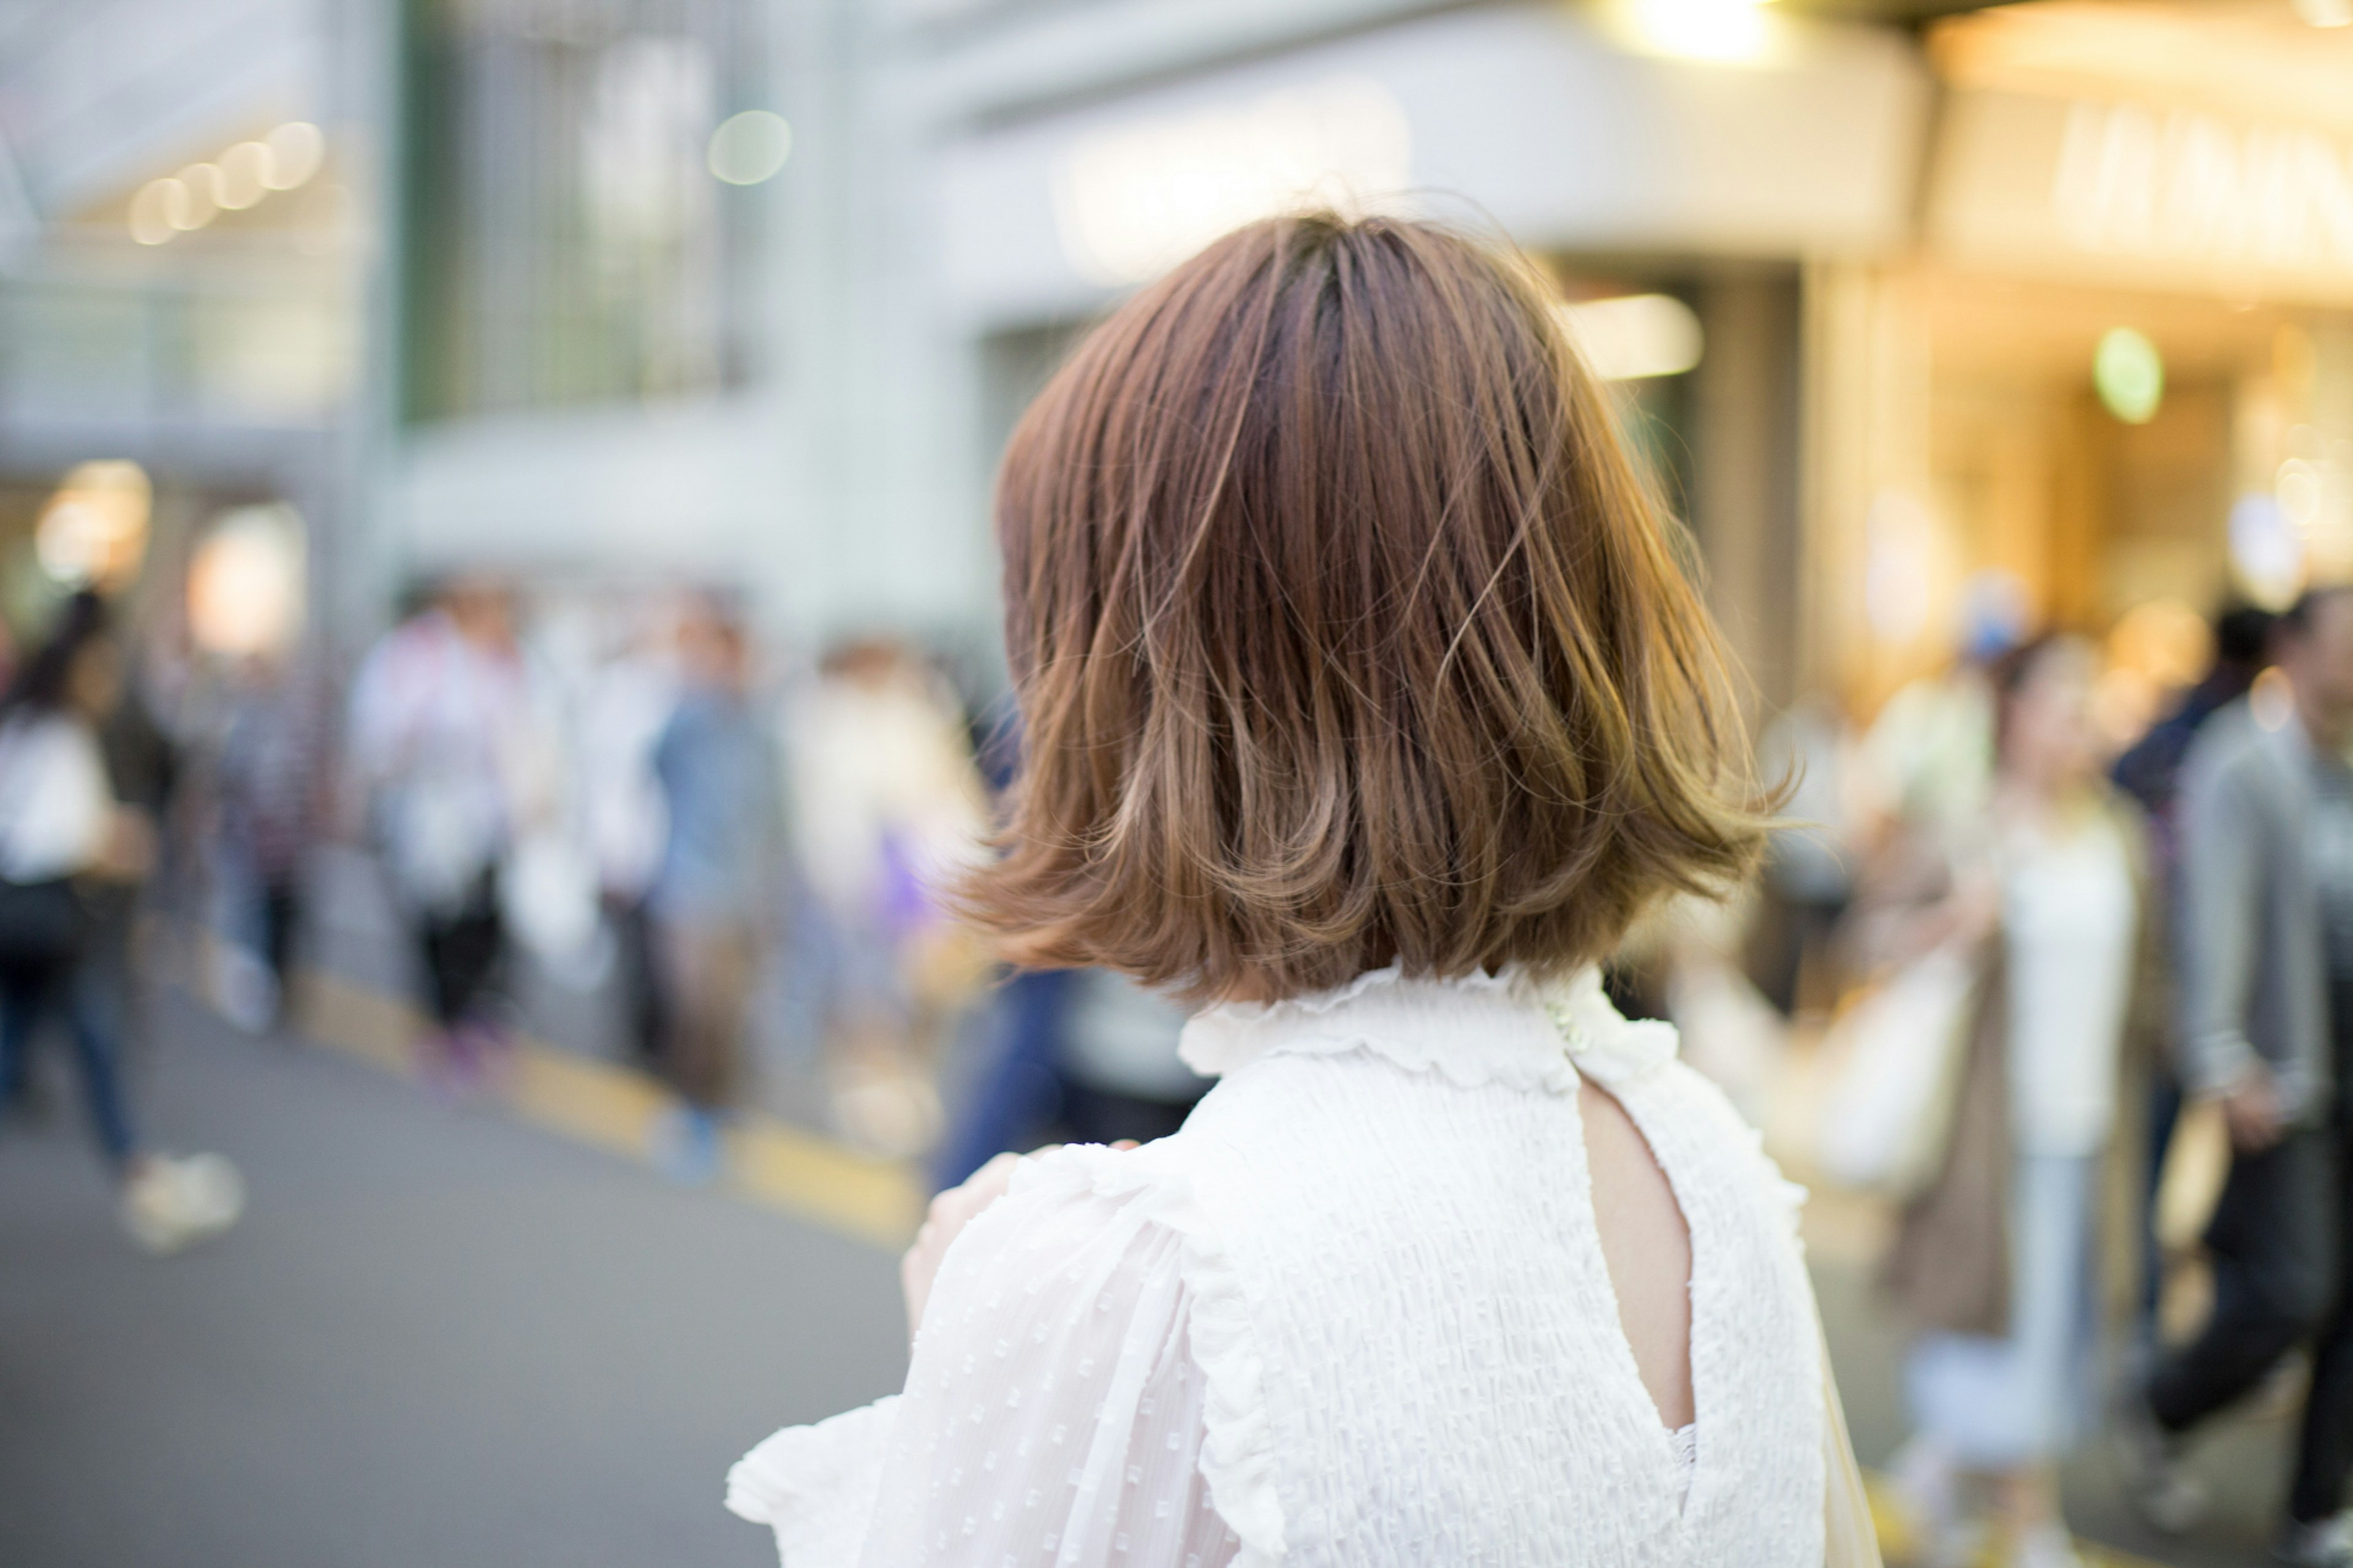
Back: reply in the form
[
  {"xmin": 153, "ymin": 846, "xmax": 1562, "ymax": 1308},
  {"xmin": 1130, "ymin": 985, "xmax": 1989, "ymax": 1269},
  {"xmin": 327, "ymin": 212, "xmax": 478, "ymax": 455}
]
[{"xmin": 730, "ymin": 966, "xmax": 1833, "ymax": 1567}]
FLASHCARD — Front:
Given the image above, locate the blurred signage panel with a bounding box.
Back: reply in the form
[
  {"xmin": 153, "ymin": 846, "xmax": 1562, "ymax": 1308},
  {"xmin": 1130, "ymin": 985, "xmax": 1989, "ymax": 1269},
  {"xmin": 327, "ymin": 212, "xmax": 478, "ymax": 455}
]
[
  {"xmin": 1051, "ymin": 78, "xmax": 1415, "ymax": 287},
  {"xmin": 938, "ymin": 6, "xmax": 1927, "ymax": 327},
  {"xmin": 1932, "ymin": 89, "xmax": 2353, "ymax": 305}
]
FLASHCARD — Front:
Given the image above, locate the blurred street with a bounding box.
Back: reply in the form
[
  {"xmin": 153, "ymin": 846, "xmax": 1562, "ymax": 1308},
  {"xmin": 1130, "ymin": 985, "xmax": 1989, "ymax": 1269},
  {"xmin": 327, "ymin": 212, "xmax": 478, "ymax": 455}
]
[
  {"xmin": 0, "ymin": 930, "xmax": 2297, "ymax": 1568},
  {"xmin": 0, "ymin": 975, "xmax": 907, "ymax": 1568}
]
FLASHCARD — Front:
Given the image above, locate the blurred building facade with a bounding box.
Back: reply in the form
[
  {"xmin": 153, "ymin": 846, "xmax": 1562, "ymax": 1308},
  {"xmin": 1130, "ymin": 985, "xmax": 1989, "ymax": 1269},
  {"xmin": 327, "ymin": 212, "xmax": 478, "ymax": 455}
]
[
  {"xmin": 1, "ymin": 0, "xmax": 2350, "ymax": 710},
  {"xmin": 0, "ymin": 0, "xmax": 375, "ymax": 650}
]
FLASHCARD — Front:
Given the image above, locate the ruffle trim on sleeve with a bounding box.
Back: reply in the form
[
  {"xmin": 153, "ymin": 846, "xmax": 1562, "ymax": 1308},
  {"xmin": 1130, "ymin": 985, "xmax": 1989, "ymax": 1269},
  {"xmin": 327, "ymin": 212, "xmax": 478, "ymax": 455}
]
[
  {"xmin": 724, "ymin": 1397, "xmax": 900, "ymax": 1564},
  {"xmin": 1018, "ymin": 1145, "xmax": 1288, "ymax": 1566}
]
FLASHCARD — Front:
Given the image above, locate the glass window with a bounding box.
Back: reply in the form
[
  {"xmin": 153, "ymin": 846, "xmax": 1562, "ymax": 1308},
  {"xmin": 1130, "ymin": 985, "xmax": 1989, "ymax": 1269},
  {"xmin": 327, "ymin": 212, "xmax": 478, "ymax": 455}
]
[{"xmin": 402, "ymin": 0, "xmax": 763, "ymax": 420}]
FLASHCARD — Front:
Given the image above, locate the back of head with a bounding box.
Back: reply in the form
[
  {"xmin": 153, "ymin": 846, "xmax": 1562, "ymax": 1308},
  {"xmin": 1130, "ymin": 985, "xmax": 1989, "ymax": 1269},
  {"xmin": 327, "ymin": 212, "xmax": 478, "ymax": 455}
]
[{"xmin": 967, "ymin": 212, "xmax": 1766, "ymax": 1002}]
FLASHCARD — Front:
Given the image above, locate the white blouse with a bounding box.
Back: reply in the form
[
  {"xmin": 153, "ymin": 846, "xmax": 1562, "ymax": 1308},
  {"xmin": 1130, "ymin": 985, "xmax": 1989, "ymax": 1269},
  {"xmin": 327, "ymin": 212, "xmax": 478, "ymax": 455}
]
[
  {"xmin": 0, "ymin": 712, "xmax": 110, "ymax": 884},
  {"xmin": 1999, "ymin": 811, "xmax": 2137, "ymax": 1157},
  {"xmin": 730, "ymin": 966, "xmax": 1865, "ymax": 1567}
]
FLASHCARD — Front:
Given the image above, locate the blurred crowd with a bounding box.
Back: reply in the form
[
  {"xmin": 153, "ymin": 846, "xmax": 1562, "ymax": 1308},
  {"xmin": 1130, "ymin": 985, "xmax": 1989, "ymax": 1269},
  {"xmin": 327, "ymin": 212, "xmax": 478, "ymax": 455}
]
[
  {"xmin": 0, "ymin": 569, "xmax": 1207, "ymax": 1224},
  {"xmin": 11, "ymin": 558, "xmax": 2353, "ymax": 1564},
  {"xmin": 1625, "ymin": 580, "xmax": 2353, "ymax": 1568}
]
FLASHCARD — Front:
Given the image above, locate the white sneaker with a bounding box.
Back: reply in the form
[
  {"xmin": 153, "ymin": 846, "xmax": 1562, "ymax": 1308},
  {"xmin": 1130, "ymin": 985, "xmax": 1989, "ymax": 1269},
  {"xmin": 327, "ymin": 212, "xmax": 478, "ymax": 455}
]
[
  {"xmin": 2011, "ymin": 1521, "xmax": 2084, "ymax": 1568},
  {"xmin": 2110, "ymin": 1385, "xmax": 2208, "ymax": 1532},
  {"xmin": 121, "ymin": 1153, "xmax": 246, "ymax": 1255},
  {"xmin": 2276, "ymin": 1515, "xmax": 2353, "ymax": 1567},
  {"xmin": 1886, "ymin": 1436, "xmax": 1988, "ymax": 1568}
]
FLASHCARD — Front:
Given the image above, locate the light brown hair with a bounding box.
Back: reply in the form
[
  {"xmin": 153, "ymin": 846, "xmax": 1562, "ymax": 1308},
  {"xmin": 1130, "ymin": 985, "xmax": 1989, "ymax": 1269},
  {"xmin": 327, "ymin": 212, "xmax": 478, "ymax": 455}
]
[{"xmin": 964, "ymin": 211, "xmax": 1767, "ymax": 1002}]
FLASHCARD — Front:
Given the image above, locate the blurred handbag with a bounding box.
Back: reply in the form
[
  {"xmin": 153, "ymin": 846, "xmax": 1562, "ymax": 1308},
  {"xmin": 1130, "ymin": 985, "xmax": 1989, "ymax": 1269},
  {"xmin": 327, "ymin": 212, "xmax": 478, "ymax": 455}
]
[
  {"xmin": 1814, "ymin": 942, "xmax": 1980, "ymax": 1199},
  {"xmin": 0, "ymin": 876, "xmax": 88, "ymax": 966}
]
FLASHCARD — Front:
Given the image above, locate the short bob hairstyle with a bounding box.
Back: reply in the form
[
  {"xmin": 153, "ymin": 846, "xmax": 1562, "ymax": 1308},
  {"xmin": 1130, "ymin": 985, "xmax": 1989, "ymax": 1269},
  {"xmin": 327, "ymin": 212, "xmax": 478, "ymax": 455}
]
[{"xmin": 963, "ymin": 211, "xmax": 1768, "ymax": 1002}]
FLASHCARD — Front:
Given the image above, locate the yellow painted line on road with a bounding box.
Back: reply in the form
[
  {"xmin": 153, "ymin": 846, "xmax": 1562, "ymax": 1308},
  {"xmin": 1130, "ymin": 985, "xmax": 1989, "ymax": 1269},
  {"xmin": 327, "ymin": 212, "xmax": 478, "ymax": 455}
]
[
  {"xmin": 289, "ymin": 969, "xmax": 925, "ymax": 1249},
  {"xmin": 1863, "ymin": 1470, "xmax": 2172, "ymax": 1568}
]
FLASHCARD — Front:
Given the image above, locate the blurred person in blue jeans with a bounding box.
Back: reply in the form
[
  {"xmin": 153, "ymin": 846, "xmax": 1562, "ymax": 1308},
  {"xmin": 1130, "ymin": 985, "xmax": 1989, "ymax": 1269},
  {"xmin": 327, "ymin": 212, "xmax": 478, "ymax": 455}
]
[
  {"xmin": 648, "ymin": 598, "xmax": 783, "ymax": 1181},
  {"xmin": 213, "ymin": 651, "xmax": 333, "ymax": 1031},
  {"xmin": 2120, "ymin": 587, "xmax": 2353, "ymax": 1566},
  {"xmin": 1881, "ymin": 635, "xmax": 2155, "ymax": 1568},
  {"xmin": 0, "ymin": 593, "xmax": 241, "ymax": 1252}
]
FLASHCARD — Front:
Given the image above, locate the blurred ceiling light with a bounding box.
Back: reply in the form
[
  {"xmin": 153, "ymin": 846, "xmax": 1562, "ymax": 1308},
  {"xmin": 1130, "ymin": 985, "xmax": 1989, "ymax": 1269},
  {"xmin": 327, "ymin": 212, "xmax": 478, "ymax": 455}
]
[
  {"xmin": 34, "ymin": 461, "xmax": 151, "ymax": 591},
  {"xmin": 175, "ymin": 164, "xmax": 222, "ymax": 229},
  {"xmin": 188, "ymin": 506, "xmax": 305, "ymax": 657},
  {"xmin": 217, "ymin": 141, "xmax": 271, "ymax": 208},
  {"xmin": 2106, "ymin": 598, "xmax": 2211, "ymax": 691},
  {"xmin": 2094, "ymin": 327, "xmax": 2163, "ymax": 423},
  {"xmin": 128, "ymin": 180, "xmax": 178, "ymax": 245},
  {"xmin": 707, "ymin": 110, "xmax": 793, "ymax": 185},
  {"xmin": 1053, "ymin": 78, "xmax": 1413, "ymax": 286},
  {"xmin": 1606, "ymin": 0, "xmax": 1779, "ymax": 64},
  {"xmin": 2278, "ymin": 456, "xmax": 2326, "ymax": 531},
  {"xmin": 2294, "ymin": 0, "xmax": 2352, "ymax": 26},
  {"xmin": 262, "ymin": 122, "xmax": 324, "ymax": 190},
  {"xmin": 1559, "ymin": 294, "xmax": 1705, "ymax": 381},
  {"xmin": 2231, "ymin": 493, "xmax": 2305, "ymax": 608},
  {"xmin": 1862, "ymin": 491, "xmax": 1947, "ymax": 646}
]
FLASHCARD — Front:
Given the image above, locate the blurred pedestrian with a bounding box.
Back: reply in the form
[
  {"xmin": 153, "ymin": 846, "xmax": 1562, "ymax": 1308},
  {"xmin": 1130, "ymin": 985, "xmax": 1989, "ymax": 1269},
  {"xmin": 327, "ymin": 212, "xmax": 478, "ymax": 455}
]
[
  {"xmin": 211, "ymin": 651, "xmax": 333, "ymax": 1031},
  {"xmin": 0, "ymin": 592, "xmax": 242, "ymax": 1253},
  {"xmin": 647, "ymin": 599, "xmax": 782, "ymax": 1181},
  {"xmin": 2109, "ymin": 604, "xmax": 2272, "ymax": 1337},
  {"xmin": 2120, "ymin": 587, "xmax": 2353, "ymax": 1565},
  {"xmin": 1881, "ymin": 635, "xmax": 2155, "ymax": 1568},
  {"xmin": 582, "ymin": 605, "xmax": 678, "ymax": 1071},
  {"xmin": 1749, "ymin": 692, "xmax": 1860, "ymax": 1016},
  {"xmin": 346, "ymin": 577, "xmax": 535, "ymax": 1086},
  {"xmin": 787, "ymin": 637, "xmax": 989, "ymax": 1157}
]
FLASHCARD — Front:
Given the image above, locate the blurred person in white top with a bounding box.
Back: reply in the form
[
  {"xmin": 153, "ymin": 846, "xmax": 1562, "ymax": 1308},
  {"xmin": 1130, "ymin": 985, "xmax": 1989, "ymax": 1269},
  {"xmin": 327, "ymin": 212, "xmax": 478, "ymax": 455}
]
[
  {"xmin": 1878, "ymin": 635, "xmax": 2148, "ymax": 1568},
  {"xmin": 784, "ymin": 638, "xmax": 990, "ymax": 1156},
  {"xmin": 346, "ymin": 578, "xmax": 543, "ymax": 1081},
  {"xmin": 0, "ymin": 591, "xmax": 240, "ymax": 1253}
]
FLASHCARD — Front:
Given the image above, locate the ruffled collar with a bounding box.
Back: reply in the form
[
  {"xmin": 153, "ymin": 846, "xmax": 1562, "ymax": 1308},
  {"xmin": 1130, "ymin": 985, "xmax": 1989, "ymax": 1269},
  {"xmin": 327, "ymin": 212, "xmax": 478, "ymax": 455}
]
[{"xmin": 1178, "ymin": 963, "xmax": 1679, "ymax": 1094}]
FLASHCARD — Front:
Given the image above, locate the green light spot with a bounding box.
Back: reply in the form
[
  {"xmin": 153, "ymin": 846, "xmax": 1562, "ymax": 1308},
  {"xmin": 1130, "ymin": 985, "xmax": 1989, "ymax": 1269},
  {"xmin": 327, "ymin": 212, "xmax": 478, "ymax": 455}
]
[{"xmin": 2095, "ymin": 328, "xmax": 2164, "ymax": 425}]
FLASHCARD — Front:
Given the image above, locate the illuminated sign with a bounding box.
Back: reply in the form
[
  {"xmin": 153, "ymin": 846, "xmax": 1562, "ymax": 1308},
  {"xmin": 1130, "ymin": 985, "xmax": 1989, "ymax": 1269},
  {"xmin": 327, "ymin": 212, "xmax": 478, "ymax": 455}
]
[
  {"xmin": 2052, "ymin": 99, "xmax": 2353, "ymax": 272},
  {"xmin": 1050, "ymin": 78, "xmax": 1412, "ymax": 286}
]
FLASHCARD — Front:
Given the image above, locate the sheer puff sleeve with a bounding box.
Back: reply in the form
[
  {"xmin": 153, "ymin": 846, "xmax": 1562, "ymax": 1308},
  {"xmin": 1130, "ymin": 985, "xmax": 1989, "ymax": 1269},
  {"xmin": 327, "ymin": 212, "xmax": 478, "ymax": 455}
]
[{"xmin": 727, "ymin": 1153, "xmax": 1245, "ymax": 1568}]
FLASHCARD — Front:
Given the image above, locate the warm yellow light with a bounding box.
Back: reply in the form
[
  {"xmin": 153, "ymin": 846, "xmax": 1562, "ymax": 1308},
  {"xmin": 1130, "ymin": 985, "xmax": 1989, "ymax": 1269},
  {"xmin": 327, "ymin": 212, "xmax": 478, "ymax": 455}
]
[
  {"xmin": 1607, "ymin": 0, "xmax": 1780, "ymax": 64},
  {"xmin": 2105, "ymin": 599, "xmax": 2210, "ymax": 691},
  {"xmin": 188, "ymin": 506, "xmax": 305, "ymax": 657},
  {"xmin": 262, "ymin": 122, "xmax": 324, "ymax": 189},
  {"xmin": 35, "ymin": 461, "xmax": 153, "ymax": 590},
  {"xmin": 217, "ymin": 142, "xmax": 270, "ymax": 208},
  {"xmin": 173, "ymin": 164, "xmax": 221, "ymax": 229},
  {"xmin": 129, "ymin": 180, "xmax": 178, "ymax": 245},
  {"xmin": 1559, "ymin": 294, "xmax": 1705, "ymax": 380}
]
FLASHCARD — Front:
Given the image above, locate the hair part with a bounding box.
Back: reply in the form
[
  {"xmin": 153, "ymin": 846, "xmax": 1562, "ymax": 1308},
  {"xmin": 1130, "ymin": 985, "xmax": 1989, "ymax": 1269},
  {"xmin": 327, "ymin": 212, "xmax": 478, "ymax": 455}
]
[{"xmin": 961, "ymin": 212, "xmax": 1771, "ymax": 1003}]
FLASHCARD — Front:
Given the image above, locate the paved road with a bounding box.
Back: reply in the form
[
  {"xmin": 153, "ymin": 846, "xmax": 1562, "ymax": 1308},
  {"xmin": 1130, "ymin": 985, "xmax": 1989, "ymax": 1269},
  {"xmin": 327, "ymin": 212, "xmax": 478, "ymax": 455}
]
[
  {"xmin": 0, "ymin": 986, "xmax": 907, "ymax": 1568},
  {"xmin": 0, "ymin": 969, "xmax": 2298, "ymax": 1568}
]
